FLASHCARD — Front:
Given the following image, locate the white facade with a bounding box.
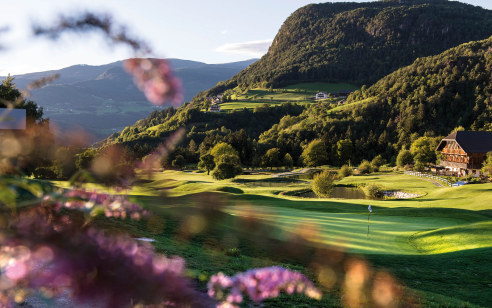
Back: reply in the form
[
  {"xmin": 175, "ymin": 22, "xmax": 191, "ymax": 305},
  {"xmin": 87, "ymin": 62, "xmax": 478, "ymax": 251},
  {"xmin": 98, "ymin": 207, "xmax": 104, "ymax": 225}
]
[
  {"xmin": 316, "ymin": 92, "xmax": 328, "ymax": 100},
  {"xmin": 210, "ymin": 104, "xmax": 221, "ymax": 112}
]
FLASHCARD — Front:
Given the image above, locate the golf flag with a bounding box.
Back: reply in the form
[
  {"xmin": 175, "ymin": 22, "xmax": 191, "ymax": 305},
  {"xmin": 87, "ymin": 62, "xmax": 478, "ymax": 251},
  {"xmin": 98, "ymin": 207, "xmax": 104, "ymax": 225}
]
[{"xmin": 368, "ymin": 204, "xmax": 372, "ymax": 213}]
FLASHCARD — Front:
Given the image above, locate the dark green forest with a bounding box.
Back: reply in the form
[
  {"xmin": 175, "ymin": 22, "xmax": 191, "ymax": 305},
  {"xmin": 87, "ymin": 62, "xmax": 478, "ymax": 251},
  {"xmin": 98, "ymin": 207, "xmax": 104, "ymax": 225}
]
[
  {"xmin": 102, "ymin": 35, "xmax": 492, "ymax": 169},
  {"xmin": 257, "ymin": 36, "xmax": 492, "ymax": 165},
  {"xmin": 199, "ymin": 0, "xmax": 492, "ymax": 99}
]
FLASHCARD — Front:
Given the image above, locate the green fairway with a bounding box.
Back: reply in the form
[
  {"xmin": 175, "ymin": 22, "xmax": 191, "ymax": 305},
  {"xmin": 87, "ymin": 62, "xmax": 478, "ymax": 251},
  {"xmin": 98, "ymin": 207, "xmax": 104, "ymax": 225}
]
[
  {"xmin": 50, "ymin": 170, "xmax": 492, "ymax": 307},
  {"xmin": 224, "ymin": 206, "xmax": 462, "ymax": 255},
  {"xmin": 409, "ymin": 221, "xmax": 492, "ymax": 254}
]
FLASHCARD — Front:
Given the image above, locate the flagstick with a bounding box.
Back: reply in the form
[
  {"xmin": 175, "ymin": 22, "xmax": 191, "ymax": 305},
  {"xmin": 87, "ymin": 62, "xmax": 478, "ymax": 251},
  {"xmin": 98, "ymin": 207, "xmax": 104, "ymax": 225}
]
[{"xmin": 367, "ymin": 212, "xmax": 370, "ymax": 236}]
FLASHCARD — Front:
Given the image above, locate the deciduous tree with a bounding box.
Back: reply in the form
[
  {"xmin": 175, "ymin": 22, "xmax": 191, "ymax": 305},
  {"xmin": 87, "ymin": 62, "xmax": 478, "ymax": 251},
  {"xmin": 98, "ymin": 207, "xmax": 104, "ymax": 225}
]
[
  {"xmin": 261, "ymin": 148, "xmax": 281, "ymax": 171},
  {"xmin": 283, "ymin": 153, "xmax": 294, "ymax": 169},
  {"xmin": 312, "ymin": 171, "xmax": 335, "ymax": 198},
  {"xmin": 211, "ymin": 154, "xmax": 242, "ymax": 180},
  {"xmin": 198, "ymin": 154, "xmax": 215, "ymax": 175},
  {"xmin": 302, "ymin": 139, "xmax": 328, "ymax": 167},
  {"xmin": 211, "ymin": 143, "xmax": 239, "ymax": 163}
]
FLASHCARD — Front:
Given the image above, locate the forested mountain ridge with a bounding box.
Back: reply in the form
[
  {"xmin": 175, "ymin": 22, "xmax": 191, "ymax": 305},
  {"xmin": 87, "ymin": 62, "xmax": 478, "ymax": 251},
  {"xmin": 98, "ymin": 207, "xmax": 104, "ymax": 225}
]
[
  {"xmin": 197, "ymin": 0, "xmax": 492, "ymax": 99},
  {"xmin": 106, "ymin": 35, "xmax": 492, "ymax": 168},
  {"xmin": 257, "ymin": 36, "xmax": 492, "ymax": 165}
]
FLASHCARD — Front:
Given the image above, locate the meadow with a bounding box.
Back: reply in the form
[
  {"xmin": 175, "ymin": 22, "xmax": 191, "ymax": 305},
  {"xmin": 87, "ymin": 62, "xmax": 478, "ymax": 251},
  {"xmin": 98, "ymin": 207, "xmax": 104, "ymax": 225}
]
[
  {"xmin": 56, "ymin": 169, "xmax": 492, "ymax": 307},
  {"xmin": 216, "ymin": 82, "xmax": 361, "ymax": 112}
]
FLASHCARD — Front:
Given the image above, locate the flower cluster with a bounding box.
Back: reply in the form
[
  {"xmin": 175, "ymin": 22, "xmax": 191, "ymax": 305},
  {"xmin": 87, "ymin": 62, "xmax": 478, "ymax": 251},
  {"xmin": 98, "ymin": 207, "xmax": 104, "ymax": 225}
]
[
  {"xmin": 208, "ymin": 267, "xmax": 322, "ymax": 307},
  {"xmin": 0, "ymin": 205, "xmax": 205, "ymax": 307},
  {"xmin": 54, "ymin": 188, "xmax": 149, "ymax": 220},
  {"xmin": 124, "ymin": 58, "xmax": 183, "ymax": 106}
]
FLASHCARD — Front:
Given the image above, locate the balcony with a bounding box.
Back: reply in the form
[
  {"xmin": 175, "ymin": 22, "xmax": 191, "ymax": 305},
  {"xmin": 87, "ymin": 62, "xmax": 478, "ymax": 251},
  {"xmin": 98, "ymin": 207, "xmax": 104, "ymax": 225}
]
[{"xmin": 441, "ymin": 148, "xmax": 465, "ymax": 155}]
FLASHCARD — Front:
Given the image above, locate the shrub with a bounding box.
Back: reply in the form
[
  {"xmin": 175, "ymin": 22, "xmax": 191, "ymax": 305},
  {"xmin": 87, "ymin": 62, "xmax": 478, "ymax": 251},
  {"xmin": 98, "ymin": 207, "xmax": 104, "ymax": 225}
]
[
  {"xmin": 364, "ymin": 184, "xmax": 384, "ymax": 197},
  {"xmin": 225, "ymin": 248, "xmax": 241, "ymax": 258},
  {"xmin": 172, "ymin": 155, "xmax": 185, "ymax": 169},
  {"xmin": 371, "ymin": 155, "xmax": 386, "ymax": 168},
  {"xmin": 397, "ymin": 150, "xmax": 413, "ymax": 168},
  {"xmin": 338, "ymin": 165, "xmax": 353, "ymax": 178},
  {"xmin": 357, "ymin": 160, "xmax": 372, "ymax": 174},
  {"xmin": 33, "ymin": 166, "xmax": 60, "ymax": 179},
  {"xmin": 312, "ymin": 171, "xmax": 335, "ymax": 198}
]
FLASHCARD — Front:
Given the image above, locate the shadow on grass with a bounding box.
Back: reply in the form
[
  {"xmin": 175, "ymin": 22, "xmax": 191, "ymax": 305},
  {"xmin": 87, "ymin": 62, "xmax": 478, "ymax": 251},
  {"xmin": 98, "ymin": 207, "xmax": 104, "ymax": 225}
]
[{"xmin": 100, "ymin": 191, "xmax": 492, "ymax": 307}]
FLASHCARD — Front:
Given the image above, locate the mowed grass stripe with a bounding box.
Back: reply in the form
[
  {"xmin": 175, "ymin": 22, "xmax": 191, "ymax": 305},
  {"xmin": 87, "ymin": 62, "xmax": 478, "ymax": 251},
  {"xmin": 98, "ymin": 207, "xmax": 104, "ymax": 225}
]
[{"xmin": 224, "ymin": 206, "xmax": 462, "ymax": 255}]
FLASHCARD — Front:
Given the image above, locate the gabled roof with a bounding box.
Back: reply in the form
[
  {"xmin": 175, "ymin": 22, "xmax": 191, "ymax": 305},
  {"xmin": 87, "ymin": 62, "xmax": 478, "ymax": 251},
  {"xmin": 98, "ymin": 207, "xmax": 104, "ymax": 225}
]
[{"xmin": 436, "ymin": 131, "xmax": 492, "ymax": 153}]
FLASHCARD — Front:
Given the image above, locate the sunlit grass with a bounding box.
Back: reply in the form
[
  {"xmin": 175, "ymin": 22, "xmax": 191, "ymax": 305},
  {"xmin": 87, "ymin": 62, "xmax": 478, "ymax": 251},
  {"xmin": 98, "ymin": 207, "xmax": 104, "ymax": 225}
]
[
  {"xmin": 224, "ymin": 206, "xmax": 462, "ymax": 255},
  {"xmin": 409, "ymin": 221, "xmax": 492, "ymax": 254}
]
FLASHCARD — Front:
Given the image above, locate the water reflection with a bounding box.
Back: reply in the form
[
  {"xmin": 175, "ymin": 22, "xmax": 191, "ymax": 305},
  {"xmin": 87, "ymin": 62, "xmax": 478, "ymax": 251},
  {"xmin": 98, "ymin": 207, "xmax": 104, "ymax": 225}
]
[{"xmin": 299, "ymin": 187, "xmax": 380, "ymax": 200}]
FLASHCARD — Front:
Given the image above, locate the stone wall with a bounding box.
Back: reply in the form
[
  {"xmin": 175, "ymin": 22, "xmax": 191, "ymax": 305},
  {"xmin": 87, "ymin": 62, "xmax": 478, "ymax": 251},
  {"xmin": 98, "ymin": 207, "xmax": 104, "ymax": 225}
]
[{"xmin": 382, "ymin": 191, "xmax": 420, "ymax": 199}]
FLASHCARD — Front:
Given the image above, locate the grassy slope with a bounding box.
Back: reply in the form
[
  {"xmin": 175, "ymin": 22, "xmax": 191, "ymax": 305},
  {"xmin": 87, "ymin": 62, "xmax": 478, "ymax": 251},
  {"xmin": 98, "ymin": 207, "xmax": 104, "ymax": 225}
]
[{"xmin": 217, "ymin": 82, "xmax": 360, "ymax": 112}]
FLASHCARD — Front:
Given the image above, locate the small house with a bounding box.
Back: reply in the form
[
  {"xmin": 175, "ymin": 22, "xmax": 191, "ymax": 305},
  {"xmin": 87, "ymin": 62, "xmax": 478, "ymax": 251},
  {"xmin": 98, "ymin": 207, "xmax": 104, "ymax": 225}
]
[
  {"xmin": 217, "ymin": 94, "xmax": 223, "ymax": 99},
  {"xmin": 436, "ymin": 131, "xmax": 492, "ymax": 177},
  {"xmin": 210, "ymin": 104, "xmax": 221, "ymax": 112},
  {"xmin": 316, "ymin": 92, "xmax": 338, "ymax": 100}
]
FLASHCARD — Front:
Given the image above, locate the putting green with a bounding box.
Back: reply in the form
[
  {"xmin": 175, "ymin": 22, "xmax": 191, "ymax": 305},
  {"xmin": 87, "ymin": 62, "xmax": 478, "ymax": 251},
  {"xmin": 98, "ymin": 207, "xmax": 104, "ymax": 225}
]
[
  {"xmin": 224, "ymin": 206, "xmax": 463, "ymax": 255},
  {"xmin": 409, "ymin": 221, "xmax": 492, "ymax": 254}
]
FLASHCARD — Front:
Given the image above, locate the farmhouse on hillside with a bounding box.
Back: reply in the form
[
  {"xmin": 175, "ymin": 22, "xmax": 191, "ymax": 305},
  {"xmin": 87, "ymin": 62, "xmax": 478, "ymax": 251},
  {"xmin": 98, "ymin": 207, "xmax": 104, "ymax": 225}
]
[
  {"xmin": 210, "ymin": 104, "xmax": 220, "ymax": 112},
  {"xmin": 338, "ymin": 90, "xmax": 355, "ymax": 97},
  {"xmin": 436, "ymin": 131, "xmax": 492, "ymax": 177},
  {"xmin": 315, "ymin": 92, "xmax": 337, "ymax": 100}
]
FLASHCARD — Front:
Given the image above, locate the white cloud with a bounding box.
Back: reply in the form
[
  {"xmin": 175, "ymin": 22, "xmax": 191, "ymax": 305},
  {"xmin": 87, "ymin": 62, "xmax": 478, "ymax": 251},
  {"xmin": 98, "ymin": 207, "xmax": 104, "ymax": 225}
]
[
  {"xmin": 215, "ymin": 39, "xmax": 273, "ymax": 57},
  {"xmin": 221, "ymin": 30, "xmax": 228, "ymax": 34}
]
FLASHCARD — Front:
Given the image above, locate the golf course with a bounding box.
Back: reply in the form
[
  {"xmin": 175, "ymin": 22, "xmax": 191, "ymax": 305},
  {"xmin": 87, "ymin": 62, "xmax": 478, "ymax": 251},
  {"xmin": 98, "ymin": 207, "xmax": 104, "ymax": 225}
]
[{"xmin": 57, "ymin": 168, "xmax": 492, "ymax": 307}]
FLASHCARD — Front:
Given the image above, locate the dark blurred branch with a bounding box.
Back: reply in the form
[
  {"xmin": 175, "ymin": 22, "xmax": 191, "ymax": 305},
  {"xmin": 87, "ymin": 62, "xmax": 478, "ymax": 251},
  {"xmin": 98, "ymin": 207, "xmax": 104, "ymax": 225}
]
[{"xmin": 32, "ymin": 12, "xmax": 151, "ymax": 54}]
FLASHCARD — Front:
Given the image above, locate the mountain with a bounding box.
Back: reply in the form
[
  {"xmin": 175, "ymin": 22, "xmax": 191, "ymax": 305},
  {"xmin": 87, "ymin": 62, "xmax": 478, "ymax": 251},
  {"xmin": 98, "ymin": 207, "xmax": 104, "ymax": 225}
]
[
  {"xmin": 98, "ymin": 0, "xmax": 492, "ymax": 167},
  {"xmin": 101, "ymin": 37, "xmax": 492, "ymax": 167},
  {"xmin": 197, "ymin": 0, "xmax": 492, "ymax": 99},
  {"xmin": 2, "ymin": 58, "xmax": 257, "ymax": 141},
  {"xmin": 256, "ymin": 35, "xmax": 492, "ymax": 165}
]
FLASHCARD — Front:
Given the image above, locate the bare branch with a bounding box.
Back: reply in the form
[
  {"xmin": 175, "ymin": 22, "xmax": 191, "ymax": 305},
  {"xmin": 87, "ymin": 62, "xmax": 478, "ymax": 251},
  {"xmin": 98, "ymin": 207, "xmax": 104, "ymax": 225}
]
[
  {"xmin": 32, "ymin": 12, "xmax": 151, "ymax": 54},
  {"xmin": 26, "ymin": 74, "xmax": 60, "ymax": 91}
]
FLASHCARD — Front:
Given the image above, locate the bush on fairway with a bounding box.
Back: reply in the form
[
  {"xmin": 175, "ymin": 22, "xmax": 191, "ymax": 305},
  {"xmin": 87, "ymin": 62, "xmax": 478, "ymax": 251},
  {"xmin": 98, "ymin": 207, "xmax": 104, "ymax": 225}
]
[
  {"xmin": 357, "ymin": 160, "xmax": 372, "ymax": 174},
  {"xmin": 338, "ymin": 164, "xmax": 353, "ymax": 179},
  {"xmin": 364, "ymin": 183, "xmax": 384, "ymax": 197},
  {"xmin": 312, "ymin": 171, "xmax": 335, "ymax": 198},
  {"xmin": 397, "ymin": 149, "xmax": 413, "ymax": 168}
]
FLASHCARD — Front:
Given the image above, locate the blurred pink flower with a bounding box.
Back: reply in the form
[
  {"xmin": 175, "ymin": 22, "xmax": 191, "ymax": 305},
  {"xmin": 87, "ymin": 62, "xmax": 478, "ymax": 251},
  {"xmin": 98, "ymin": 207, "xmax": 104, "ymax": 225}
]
[
  {"xmin": 124, "ymin": 58, "xmax": 183, "ymax": 107},
  {"xmin": 208, "ymin": 267, "xmax": 322, "ymax": 306}
]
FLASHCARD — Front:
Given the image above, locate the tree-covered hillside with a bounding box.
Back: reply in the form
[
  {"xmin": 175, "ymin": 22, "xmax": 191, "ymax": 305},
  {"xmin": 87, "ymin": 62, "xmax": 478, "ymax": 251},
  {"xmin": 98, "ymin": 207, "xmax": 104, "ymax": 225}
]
[
  {"xmin": 103, "ymin": 35, "xmax": 492, "ymax": 167},
  {"xmin": 199, "ymin": 0, "xmax": 492, "ymax": 98},
  {"xmin": 258, "ymin": 36, "xmax": 492, "ymax": 165}
]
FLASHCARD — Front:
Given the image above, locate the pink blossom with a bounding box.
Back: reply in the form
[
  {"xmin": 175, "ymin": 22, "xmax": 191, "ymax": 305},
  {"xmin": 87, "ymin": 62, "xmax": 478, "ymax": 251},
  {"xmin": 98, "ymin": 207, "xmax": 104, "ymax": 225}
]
[
  {"xmin": 208, "ymin": 267, "xmax": 322, "ymax": 306},
  {"xmin": 123, "ymin": 58, "xmax": 183, "ymax": 107}
]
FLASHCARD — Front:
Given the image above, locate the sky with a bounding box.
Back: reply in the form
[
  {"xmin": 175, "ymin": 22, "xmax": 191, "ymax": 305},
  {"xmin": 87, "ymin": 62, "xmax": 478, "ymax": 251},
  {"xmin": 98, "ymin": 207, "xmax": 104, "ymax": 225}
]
[{"xmin": 1, "ymin": 0, "xmax": 492, "ymax": 75}]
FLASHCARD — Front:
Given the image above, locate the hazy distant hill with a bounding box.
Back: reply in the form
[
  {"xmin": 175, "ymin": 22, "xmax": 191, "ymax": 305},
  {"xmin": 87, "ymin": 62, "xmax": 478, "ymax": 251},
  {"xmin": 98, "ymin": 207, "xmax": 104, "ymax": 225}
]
[{"xmin": 1, "ymin": 58, "xmax": 257, "ymax": 141}]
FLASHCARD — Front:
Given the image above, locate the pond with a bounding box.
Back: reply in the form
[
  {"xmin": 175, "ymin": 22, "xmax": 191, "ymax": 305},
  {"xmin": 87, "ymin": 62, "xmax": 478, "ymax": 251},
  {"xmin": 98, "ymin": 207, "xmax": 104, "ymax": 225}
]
[
  {"xmin": 299, "ymin": 187, "xmax": 381, "ymax": 200},
  {"xmin": 238, "ymin": 180, "xmax": 303, "ymax": 187}
]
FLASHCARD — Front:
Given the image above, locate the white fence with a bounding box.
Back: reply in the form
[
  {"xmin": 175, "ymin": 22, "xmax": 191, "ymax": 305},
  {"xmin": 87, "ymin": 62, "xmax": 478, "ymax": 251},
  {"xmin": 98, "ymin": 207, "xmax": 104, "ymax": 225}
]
[{"xmin": 404, "ymin": 171, "xmax": 453, "ymax": 187}]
